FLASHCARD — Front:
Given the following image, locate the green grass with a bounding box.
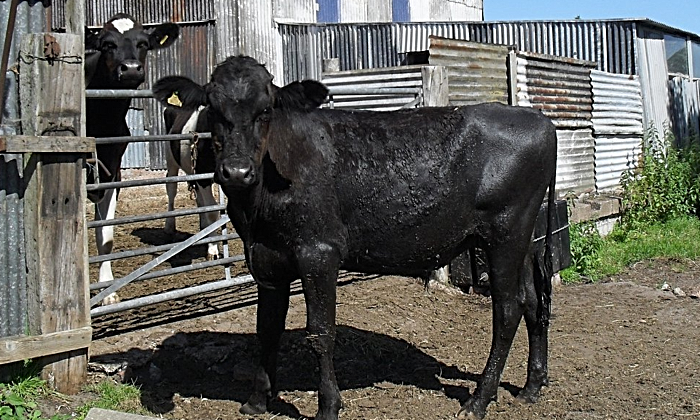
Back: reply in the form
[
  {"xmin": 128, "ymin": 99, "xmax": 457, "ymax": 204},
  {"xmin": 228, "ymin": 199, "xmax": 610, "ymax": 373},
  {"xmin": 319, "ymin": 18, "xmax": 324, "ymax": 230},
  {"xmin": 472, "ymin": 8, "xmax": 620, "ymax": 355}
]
[
  {"xmin": 1, "ymin": 362, "xmax": 146, "ymax": 420},
  {"xmin": 0, "ymin": 366, "xmax": 68, "ymax": 420},
  {"xmin": 561, "ymin": 216, "xmax": 700, "ymax": 282},
  {"xmin": 73, "ymin": 381, "xmax": 146, "ymax": 419}
]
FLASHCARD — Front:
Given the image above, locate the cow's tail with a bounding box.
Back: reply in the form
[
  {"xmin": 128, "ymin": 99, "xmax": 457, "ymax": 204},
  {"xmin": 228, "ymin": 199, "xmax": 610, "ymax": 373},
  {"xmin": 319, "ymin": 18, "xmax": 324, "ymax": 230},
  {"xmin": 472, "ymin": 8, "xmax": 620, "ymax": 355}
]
[{"xmin": 535, "ymin": 172, "xmax": 556, "ymax": 330}]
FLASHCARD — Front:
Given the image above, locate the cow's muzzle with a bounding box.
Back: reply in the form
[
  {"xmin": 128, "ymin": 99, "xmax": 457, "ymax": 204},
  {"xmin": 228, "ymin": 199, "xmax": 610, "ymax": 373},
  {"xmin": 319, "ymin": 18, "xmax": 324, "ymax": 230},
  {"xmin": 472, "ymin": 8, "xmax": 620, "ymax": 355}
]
[
  {"xmin": 117, "ymin": 59, "xmax": 145, "ymax": 84},
  {"xmin": 215, "ymin": 158, "xmax": 257, "ymax": 189}
]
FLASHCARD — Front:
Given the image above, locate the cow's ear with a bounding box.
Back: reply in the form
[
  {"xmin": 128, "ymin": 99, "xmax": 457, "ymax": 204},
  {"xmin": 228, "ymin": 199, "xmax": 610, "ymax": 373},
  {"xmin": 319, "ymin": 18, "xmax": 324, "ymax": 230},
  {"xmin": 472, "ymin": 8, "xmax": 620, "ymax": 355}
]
[
  {"xmin": 276, "ymin": 80, "xmax": 328, "ymax": 110},
  {"xmin": 85, "ymin": 27, "xmax": 100, "ymax": 52},
  {"xmin": 148, "ymin": 22, "xmax": 180, "ymax": 49},
  {"xmin": 153, "ymin": 76, "xmax": 207, "ymax": 109}
]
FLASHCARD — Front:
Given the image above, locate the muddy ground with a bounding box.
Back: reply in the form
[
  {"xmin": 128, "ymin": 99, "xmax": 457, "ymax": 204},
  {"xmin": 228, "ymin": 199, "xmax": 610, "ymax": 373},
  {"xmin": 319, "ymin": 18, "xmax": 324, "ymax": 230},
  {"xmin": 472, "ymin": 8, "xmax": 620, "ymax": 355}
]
[{"xmin": 51, "ymin": 171, "xmax": 700, "ymax": 419}]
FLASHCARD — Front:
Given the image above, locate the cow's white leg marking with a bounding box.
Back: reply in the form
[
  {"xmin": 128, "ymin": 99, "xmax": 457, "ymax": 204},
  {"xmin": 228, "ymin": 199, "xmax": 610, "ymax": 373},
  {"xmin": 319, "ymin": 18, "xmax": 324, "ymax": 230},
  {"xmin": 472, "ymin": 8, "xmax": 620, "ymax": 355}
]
[
  {"xmin": 164, "ymin": 147, "xmax": 179, "ymax": 236},
  {"xmin": 194, "ymin": 183, "xmax": 220, "ymax": 260},
  {"xmin": 95, "ymin": 187, "xmax": 120, "ymax": 305}
]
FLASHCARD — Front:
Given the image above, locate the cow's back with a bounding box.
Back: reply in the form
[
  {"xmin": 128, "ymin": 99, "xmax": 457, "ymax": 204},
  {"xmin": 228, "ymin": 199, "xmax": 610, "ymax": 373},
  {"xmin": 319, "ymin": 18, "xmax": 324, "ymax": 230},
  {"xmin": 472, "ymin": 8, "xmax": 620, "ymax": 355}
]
[{"xmin": 268, "ymin": 103, "xmax": 556, "ymax": 275}]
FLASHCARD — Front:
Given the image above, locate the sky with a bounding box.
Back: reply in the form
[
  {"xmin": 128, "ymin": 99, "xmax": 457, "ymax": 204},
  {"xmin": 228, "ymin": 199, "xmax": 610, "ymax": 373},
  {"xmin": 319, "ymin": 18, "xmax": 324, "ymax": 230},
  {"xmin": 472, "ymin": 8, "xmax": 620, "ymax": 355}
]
[{"xmin": 485, "ymin": 0, "xmax": 700, "ymax": 35}]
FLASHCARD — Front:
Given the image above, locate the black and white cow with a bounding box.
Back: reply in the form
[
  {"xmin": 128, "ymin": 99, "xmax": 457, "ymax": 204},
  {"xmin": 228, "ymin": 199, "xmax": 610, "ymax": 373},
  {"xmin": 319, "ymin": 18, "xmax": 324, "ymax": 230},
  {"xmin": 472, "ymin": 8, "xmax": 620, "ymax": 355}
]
[
  {"xmin": 154, "ymin": 55, "xmax": 558, "ymax": 420},
  {"xmin": 159, "ymin": 101, "xmax": 220, "ymax": 260},
  {"xmin": 86, "ymin": 14, "xmax": 179, "ymax": 304}
]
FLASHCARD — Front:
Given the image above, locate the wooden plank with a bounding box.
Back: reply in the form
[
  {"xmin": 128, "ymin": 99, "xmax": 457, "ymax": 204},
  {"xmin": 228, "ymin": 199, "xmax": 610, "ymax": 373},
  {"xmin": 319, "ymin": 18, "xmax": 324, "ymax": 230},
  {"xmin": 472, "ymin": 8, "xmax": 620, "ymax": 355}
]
[
  {"xmin": 421, "ymin": 66, "xmax": 449, "ymax": 107},
  {"xmin": 0, "ymin": 327, "xmax": 92, "ymax": 365},
  {"xmin": 0, "ymin": 135, "xmax": 94, "ymax": 153},
  {"xmin": 20, "ymin": 32, "xmax": 90, "ymax": 394}
]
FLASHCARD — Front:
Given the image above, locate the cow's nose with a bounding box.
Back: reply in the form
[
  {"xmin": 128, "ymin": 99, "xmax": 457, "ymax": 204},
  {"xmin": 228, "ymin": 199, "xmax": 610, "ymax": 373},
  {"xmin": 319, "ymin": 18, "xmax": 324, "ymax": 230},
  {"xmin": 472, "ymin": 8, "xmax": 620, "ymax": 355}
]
[
  {"xmin": 117, "ymin": 60, "xmax": 144, "ymax": 82},
  {"xmin": 215, "ymin": 159, "xmax": 256, "ymax": 188}
]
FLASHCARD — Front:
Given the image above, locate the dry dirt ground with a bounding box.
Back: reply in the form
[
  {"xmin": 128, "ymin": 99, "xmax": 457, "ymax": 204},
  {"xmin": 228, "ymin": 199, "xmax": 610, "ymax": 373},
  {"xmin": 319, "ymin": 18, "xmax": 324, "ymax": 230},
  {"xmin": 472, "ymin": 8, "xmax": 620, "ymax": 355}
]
[{"xmin": 48, "ymin": 171, "xmax": 700, "ymax": 419}]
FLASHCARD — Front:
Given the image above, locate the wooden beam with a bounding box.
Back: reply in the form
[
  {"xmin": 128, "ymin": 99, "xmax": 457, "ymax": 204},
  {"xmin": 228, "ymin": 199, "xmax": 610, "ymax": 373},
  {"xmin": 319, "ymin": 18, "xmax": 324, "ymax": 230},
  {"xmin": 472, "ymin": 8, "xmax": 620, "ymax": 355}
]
[
  {"xmin": 0, "ymin": 327, "xmax": 92, "ymax": 365},
  {"xmin": 0, "ymin": 135, "xmax": 94, "ymax": 153},
  {"xmin": 421, "ymin": 66, "xmax": 449, "ymax": 107},
  {"xmin": 19, "ymin": 32, "xmax": 90, "ymax": 394}
]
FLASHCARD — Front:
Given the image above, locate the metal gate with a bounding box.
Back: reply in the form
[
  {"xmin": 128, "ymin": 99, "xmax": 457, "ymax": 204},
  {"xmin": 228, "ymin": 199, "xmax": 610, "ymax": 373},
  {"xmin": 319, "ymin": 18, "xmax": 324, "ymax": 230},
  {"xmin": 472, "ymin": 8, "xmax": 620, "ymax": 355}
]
[{"xmin": 85, "ymin": 89, "xmax": 252, "ymax": 318}]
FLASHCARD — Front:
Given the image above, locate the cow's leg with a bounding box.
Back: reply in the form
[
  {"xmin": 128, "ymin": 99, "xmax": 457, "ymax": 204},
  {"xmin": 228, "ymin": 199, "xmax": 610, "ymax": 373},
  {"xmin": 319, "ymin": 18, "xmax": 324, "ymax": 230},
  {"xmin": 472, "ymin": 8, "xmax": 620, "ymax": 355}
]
[
  {"xmin": 297, "ymin": 243, "xmax": 342, "ymax": 420},
  {"xmin": 458, "ymin": 242, "xmax": 528, "ymax": 419},
  {"xmin": 164, "ymin": 148, "xmax": 179, "ymax": 236},
  {"xmin": 517, "ymin": 252, "xmax": 550, "ymax": 403},
  {"xmin": 95, "ymin": 187, "xmax": 120, "ymax": 305},
  {"xmin": 240, "ymin": 283, "xmax": 290, "ymax": 415},
  {"xmin": 193, "ymin": 183, "xmax": 220, "ymax": 260}
]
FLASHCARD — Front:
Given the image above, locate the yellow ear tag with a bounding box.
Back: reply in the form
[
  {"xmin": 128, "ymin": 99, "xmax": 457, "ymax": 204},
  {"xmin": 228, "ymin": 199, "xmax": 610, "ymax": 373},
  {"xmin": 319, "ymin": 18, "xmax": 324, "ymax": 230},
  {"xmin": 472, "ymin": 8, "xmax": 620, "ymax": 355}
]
[
  {"xmin": 160, "ymin": 34, "xmax": 169, "ymax": 45},
  {"xmin": 167, "ymin": 92, "xmax": 183, "ymax": 107}
]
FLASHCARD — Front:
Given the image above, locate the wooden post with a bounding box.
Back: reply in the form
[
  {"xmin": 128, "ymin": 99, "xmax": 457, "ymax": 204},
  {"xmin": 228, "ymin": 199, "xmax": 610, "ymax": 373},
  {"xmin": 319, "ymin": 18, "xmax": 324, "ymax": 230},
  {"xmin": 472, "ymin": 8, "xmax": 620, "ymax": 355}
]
[
  {"xmin": 19, "ymin": 32, "xmax": 91, "ymax": 394},
  {"xmin": 507, "ymin": 50, "xmax": 518, "ymax": 106},
  {"xmin": 421, "ymin": 65, "xmax": 449, "ymax": 107}
]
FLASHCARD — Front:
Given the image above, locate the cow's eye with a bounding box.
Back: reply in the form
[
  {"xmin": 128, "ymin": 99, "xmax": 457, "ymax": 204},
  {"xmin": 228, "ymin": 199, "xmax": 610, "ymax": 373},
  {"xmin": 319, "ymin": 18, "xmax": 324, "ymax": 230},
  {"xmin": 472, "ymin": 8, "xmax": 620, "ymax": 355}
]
[
  {"xmin": 102, "ymin": 42, "xmax": 117, "ymax": 50},
  {"xmin": 137, "ymin": 41, "xmax": 149, "ymax": 49}
]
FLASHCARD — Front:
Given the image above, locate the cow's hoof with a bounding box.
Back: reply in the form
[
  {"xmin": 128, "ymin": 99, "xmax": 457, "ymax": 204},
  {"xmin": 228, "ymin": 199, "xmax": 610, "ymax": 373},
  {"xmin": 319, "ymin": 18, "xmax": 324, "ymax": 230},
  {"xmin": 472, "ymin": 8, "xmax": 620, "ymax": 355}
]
[
  {"xmin": 239, "ymin": 401, "xmax": 267, "ymax": 415},
  {"xmin": 515, "ymin": 386, "xmax": 541, "ymax": 404},
  {"xmin": 456, "ymin": 399, "xmax": 487, "ymax": 420}
]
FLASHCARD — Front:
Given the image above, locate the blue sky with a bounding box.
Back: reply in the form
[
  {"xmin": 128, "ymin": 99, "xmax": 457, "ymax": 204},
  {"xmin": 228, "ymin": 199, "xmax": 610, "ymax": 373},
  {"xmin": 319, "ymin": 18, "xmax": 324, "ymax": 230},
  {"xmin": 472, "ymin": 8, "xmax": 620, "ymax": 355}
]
[{"xmin": 485, "ymin": 1, "xmax": 700, "ymax": 35}]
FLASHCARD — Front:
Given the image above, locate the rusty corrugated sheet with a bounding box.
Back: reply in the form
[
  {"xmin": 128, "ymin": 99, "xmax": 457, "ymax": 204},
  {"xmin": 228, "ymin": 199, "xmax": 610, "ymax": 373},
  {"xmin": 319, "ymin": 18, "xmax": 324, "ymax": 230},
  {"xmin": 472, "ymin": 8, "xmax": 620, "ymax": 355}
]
[
  {"xmin": 591, "ymin": 70, "xmax": 643, "ymax": 191},
  {"xmin": 515, "ymin": 50, "xmax": 596, "ymax": 128},
  {"xmin": 428, "ymin": 36, "xmax": 509, "ymax": 105},
  {"xmin": 514, "ymin": 51, "xmax": 596, "ymax": 193},
  {"xmin": 0, "ymin": 155, "xmax": 26, "ymax": 338}
]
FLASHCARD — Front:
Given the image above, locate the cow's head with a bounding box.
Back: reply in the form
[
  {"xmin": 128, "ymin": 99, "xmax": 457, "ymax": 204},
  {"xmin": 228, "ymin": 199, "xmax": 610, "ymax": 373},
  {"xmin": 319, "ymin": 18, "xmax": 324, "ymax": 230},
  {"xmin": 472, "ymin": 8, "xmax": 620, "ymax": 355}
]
[
  {"xmin": 153, "ymin": 55, "xmax": 328, "ymax": 190},
  {"xmin": 85, "ymin": 13, "xmax": 179, "ymax": 88}
]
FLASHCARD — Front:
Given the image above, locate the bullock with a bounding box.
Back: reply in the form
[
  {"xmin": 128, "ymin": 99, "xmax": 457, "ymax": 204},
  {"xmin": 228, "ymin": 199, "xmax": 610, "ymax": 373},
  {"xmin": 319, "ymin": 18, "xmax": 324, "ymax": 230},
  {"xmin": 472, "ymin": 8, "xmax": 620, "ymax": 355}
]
[
  {"xmin": 153, "ymin": 55, "xmax": 558, "ymax": 420},
  {"xmin": 85, "ymin": 13, "xmax": 179, "ymax": 304}
]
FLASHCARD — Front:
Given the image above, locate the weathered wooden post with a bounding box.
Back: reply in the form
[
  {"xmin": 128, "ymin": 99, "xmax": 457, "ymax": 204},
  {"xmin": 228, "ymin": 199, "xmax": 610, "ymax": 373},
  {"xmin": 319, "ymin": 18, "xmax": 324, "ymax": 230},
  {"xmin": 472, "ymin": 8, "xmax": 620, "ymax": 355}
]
[
  {"xmin": 421, "ymin": 65, "xmax": 449, "ymax": 107},
  {"xmin": 15, "ymin": 28, "xmax": 92, "ymax": 393}
]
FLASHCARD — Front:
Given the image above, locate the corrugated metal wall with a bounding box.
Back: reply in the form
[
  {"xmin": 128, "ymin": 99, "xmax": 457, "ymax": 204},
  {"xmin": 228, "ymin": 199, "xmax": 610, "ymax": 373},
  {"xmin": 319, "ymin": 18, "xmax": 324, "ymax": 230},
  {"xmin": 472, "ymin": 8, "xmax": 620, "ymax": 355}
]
[
  {"xmin": 591, "ymin": 70, "xmax": 644, "ymax": 191},
  {"xmin": 669, "ymin": 76, "xmax": 700, "ymax": 145},
  {"xmin": 321, "ymin": 66, "xmax": 424, "ymax": 110},
  {"xmin": 427, "ymin": 36, "xmax": 509, "ymax": 105},
  {"xmin": 279, "ymin": 19, "xmax": 640, "ymax": 84},
  {"xmin": 0, "ymin": 156, "xmax": 26, "ymax": 338},
  {"xmin": 1, "ymin": 0, "xmax": 47, "ymax": 135},
  {"xmin": 513, "ymin": 51, "xmax": 596, "ymax": 193},
  {"xmin": 636, "ymin": 33, "xmax": 671, "ymax": 132},
  {"xmin": 1, "ymin": 1, "xmax": 47, "ymax": 338}
]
